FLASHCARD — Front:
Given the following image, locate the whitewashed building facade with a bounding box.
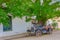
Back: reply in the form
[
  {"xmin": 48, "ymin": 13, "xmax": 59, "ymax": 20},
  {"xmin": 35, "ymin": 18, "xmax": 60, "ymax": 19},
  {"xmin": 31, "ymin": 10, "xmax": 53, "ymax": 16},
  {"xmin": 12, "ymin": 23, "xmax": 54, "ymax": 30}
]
[{"xmin": 0, "ymin": 17, "xmax": 32, "ymax": 37}]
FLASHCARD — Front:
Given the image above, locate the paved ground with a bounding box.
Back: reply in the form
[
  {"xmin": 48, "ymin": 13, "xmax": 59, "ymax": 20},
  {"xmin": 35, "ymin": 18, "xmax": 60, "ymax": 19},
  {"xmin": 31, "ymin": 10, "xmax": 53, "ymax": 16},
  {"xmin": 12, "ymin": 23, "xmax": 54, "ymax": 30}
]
[
  {"xmin": 0, "ymin": 30, "xmax": 60, "ymax": 40},
  {"xmin": 12, "ymin": 30, "xmax": 60, "ymax": 40}
]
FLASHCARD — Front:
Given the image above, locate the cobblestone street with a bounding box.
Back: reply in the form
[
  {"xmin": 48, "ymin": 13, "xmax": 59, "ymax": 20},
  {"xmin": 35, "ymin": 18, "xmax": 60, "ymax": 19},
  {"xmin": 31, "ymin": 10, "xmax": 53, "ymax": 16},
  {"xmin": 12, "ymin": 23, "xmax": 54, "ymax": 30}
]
[
  {"xmin": 0, "ymin": 30, "xmax": 60, "ymax": 40},
  {"xmin": 11, "ymin": 30, "xmax": 60, "ymax": 40}
]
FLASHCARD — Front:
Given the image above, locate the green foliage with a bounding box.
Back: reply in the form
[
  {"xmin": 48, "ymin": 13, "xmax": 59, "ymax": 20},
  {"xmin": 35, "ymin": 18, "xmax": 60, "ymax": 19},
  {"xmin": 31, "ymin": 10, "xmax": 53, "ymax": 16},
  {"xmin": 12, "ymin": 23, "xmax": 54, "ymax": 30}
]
[
  {"xmin": 52, "ymin": 20, "xmax": 58, "ymax": 29},
  {"xmin": 0, "ymin": 0, "xmax": 60, "ymax": 25}
]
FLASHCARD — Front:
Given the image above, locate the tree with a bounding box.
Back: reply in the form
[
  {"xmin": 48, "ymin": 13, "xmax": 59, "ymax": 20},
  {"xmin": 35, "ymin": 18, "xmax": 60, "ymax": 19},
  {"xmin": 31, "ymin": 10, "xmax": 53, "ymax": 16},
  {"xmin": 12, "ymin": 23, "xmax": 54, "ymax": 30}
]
[
  {"xmin": 0, "ymin": 0, "xmax": 60, "ymax": 25},
  {"xmin": 25, "ymin": 0, "xmax": 60, "ymax": 25}
]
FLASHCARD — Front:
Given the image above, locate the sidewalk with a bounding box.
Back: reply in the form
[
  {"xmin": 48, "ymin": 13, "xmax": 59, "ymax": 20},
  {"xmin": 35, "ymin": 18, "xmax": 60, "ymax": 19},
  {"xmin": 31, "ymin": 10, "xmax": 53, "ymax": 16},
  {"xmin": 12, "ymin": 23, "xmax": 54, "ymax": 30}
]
[
  {"xmin": 0, "ymin": 33, "xmax": 28, "ymax": 40},
  {"xmin": 0, "ymin": 30, "xmax": 57, "ymax": 40}
]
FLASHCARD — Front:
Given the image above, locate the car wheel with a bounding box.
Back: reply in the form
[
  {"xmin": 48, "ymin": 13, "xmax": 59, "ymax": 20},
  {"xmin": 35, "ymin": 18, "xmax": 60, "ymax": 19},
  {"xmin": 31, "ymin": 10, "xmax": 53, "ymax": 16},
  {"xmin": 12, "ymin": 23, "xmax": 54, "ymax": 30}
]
[
  {"xmin": 48, "ymin": 29, "xmax": 52, "ymax": 34},
  {"xmin": 36, "ymin": 30, "xmax": 42, "ymax": 36}
]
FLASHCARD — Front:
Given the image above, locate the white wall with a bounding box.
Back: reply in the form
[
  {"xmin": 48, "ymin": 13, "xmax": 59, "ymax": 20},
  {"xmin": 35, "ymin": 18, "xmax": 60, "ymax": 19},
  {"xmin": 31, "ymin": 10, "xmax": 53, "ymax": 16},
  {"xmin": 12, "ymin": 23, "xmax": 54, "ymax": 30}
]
[
  {"xmin": 52, "ymin": 0, "xmax": 60, "ymax": 1},
  {"xmin": 0, "ymin": 24, "xmax": 3, "ymax": 37},
  {"xmin": 0, "ymin": 17, "xmax": 32, "ymax": 37}
]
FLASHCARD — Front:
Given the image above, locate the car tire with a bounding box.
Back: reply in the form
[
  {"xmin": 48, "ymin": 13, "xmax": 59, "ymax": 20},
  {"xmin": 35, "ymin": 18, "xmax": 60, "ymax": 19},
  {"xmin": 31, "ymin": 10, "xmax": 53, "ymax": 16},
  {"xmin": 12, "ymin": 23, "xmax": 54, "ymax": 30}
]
[
  {"xmin": 35, "ymin": 30, "xmax": 42, "ymax": 37},
  {"xmin": 48, "ymin": 29, "xmax": 52, "ymax": 34}
]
